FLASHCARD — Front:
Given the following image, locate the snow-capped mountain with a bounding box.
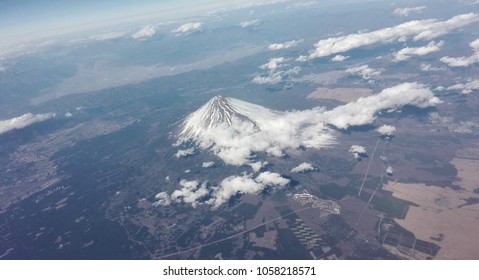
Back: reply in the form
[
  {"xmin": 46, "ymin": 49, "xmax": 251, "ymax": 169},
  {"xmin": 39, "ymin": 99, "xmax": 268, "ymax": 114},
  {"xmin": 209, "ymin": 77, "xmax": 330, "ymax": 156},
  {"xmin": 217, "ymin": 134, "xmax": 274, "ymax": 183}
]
[
  {"xmin": 175, "ymin": 95, "xmax": 335, "ymax": 166},
  {"xmin": 177, "ymin": 96, "xmax": 282, "ymax": 140},
  {"xmin": 175, "ymin": 83, "xmax": 440, "ymax": 166}
]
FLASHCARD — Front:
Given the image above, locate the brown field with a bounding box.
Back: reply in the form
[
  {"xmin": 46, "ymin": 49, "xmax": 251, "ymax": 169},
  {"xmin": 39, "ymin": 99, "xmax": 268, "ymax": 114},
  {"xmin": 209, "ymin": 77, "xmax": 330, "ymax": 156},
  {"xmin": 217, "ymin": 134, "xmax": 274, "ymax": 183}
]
[
  {"xmin": 307, "ymin": 87, "xmax": 373, "ymax": 103},
  {"xmin": 383, "ymin": 156, "xmax": 479, "ymax": 259}
]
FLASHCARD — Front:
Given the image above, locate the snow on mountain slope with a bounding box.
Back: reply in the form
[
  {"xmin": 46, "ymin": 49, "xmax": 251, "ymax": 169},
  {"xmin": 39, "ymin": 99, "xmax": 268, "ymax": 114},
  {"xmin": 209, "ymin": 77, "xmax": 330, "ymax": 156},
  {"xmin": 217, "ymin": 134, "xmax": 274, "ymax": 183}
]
[{"xmin": 178, "ymin": 96, "xmax": 282, "ymax": 140}]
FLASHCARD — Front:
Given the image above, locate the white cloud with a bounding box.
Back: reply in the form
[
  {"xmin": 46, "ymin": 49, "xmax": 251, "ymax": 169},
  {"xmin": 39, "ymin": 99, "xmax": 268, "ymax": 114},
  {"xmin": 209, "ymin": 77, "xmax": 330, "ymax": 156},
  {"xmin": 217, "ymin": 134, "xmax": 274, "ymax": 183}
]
[
  {"xmin": 302, "ymin": 13, "xmax": 479, "ymax": 60},
  {"xmin": 289, "ymin": 1, "xmax": 317, "ymax": 8},
  {"xmin": 249, "ymin": 161, "xmax": 268, "ymax": 172},
  {"xmin": 394, "ymin": 41, "xmax": 444, "ymax": 61},
  {"xmin": 291, "ymin": 162, "xmax": 315, "ymax": 173},
  {"xmin": 255, "ymin": 57, "xmax": 301, "ymax": 85},
  {"xmin": 90, "ymin": 31, "xmax": 126, "ymax": 41},
  {"xmin": 171, "ymin": 22, "xmax": 203, "ymax": 35},
  {"xmin": 152, "ymin": 192, "xmax": 171, "ymax": 207},
  {"xmin": 434, "ymin": 86, "xmax": 446, "ymax": 91},
  {"xmin": 331, "ymin": 55, "xmax": 349, "ymax": 62},
  {"xmin": 177, "ymin": 83, "xmax": 440, "ymax": 166},
  {"xmin": 322, "ymin": 83, "xmax": 441, "ymax": 129},
  {"xmin": 386, "ymin": 166, "xmax": 394, "ymax": 175},
  {"xmin": 207, "ymin": 174, "xmax": 265, "ymax": 208},
  {"xmin": 260, "ymin": 57, "xmax": 286, "ymax": 71},
  {"xmin": 253, "ymin": 57, "xmax": 300, "ymax": 85},
  {"xmin": 240, "ymin": 19, "xmax": 261, "ymax": 28},
  {"xmin": 345, "ymin": 64, "xmax": 382, "ymax": 81},
  {"xmin": 376, "ymin": 124, "xmax": 396, "ymax": 136},
  {"xmin": 268, "ymin": 39, "xmax": 303, "ymax": 51},
  {"xmin": 208, "ymin": 172, "xmax": 288, "ymax": 208},
  {"xmin": 132, "ymin": 26, "xmax": 156, "ymax": 39},
  {"xmin": 296, "ymin": 55, "xmax": 309, "ymax": 62},
  {"xmin": 0, "ymin": 112, "xmax": 56, "ymax": 135},
  {"xmin": 394, "ymin": 6, "xmax": 426, "ymax": 17},
  {"xmin": 175, "ymin": 147, "xmax": 195, "ymax": 158},
  {"xmin": 65, "ymin": 112, "xmax": 73, "ymax": 118},
  {"xmin": 237, "ymin": 0, "xmax": 290, "ymax": 9},
  {"xmin": 171, "ymin": 180, "xmax": 209, "ymax": 208},
  {"xmin": 440, "ymin": 39, "xmax": 479, "ymax": 67},
  {"xmin": 255, "ymin": 171, "xmax": 290, "ymax": 187},
  {"xmin": 202, "ymin": 161, "xmax": 215, "ymax": 168},
  {"xmin": 420, "ymin": 63, "xmax": 445, "ymax": 71},
  {"xmin": 350, "ymin": 145, "xmax": 367, "ymax": 159},
  {"xmin": 156, "ymin": 170, "xmax": 289, "ymax": 209},
  {"xmin": 252, "ymin": 72, "xmax": 283, "ymax": 85},
  {"xmin": 447, "ymin": 79, "xmax": 479, "ymax": 94},
  {"xmin": 284, "ymin": 66, "xmax": 301, "ymax": 76}
]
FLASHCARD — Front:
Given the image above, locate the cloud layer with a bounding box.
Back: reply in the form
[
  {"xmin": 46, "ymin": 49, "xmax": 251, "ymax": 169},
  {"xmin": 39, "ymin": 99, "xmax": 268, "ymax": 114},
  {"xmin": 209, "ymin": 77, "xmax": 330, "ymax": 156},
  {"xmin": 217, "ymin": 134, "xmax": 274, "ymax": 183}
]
[
  {"xmin": 303, "ymin": 13, "xmax": 479, "ymax": 60},
  {"xmin": 0, "ymin": 112, "xmax": 56, "ymax": 135}
]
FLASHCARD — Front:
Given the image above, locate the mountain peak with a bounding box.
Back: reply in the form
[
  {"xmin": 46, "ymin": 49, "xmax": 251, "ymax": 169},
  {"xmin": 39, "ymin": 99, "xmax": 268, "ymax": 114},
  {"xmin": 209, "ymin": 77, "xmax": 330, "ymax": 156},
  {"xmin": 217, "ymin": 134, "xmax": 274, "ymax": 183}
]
[{"xmin": 177, "ymin": 96, "xmax": 282, "ymax": 141}]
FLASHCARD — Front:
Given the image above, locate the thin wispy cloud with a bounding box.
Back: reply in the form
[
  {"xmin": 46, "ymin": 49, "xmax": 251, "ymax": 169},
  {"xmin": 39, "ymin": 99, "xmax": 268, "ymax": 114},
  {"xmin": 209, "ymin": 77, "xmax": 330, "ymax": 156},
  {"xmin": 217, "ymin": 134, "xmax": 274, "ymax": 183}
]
[
  {"xmin": 288, "ymin": 1, "xmax": 317, "ymax": 9},
  {"xmin": 0, "ymin": 113, "xmax": 56, "ymax": 135},
  {"xmin": 268, "ymin": 39, "xmax": 303, "ymax": 51},
  {"xmin": 253, "ymin": 57, "xmax": 300, "ymax": 85},
  {"xmin": 345, "ymin": 64, "xmax": 382, "ymax": 82},
  {"xmin": 394, "ymin": 41, "xmax": 444, "ymax": 61},
  {"xmin": 441, "ymin": 38, "xmax": 479, "ymax": 67},
  {"xmin": 175, "ymin": 147, "xmax": 195, "ymax": 158},
  {"xmin": 447, "ymin": 79, "xmax": 479, "ymax": 94},
  {"xmin": 331, "ymin": 55, "xmax": 349, "ymax": 62},
  {"xmin": 420, "ymin": 63, "xmax": 445, "ymax": 71},
  {"xmin": 240, "ymin": 19, "xmax": 261, "ymax": 28},
  {"xmin": 132, "ymin": 26, "xmax": 156, "ymax": 39},
  {"xmin": 202, "ymin": 161, "xmax": 215, "ymax": 168},
  {"xmin": 394, "ymin": 6, "xmax": 426, "ymax": 17},
  {"xmin": 90, "ymin": 31, "xmax": 126, "ymax": 41}
]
